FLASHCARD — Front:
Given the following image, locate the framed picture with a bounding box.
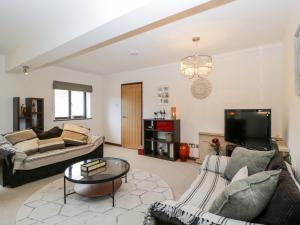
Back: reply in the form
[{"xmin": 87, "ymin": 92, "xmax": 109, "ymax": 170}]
[{"xmin": 158, "ymin": 85, "xmax": 169, "ymax": 105}]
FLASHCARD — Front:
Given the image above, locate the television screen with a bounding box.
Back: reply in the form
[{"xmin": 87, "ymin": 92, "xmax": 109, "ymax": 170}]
[{"xmin": 225, "ymin": 109, "xmax": 271, "ymax": 150}]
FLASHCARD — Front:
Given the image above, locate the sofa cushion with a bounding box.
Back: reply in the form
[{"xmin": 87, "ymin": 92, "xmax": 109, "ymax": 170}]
[
  {"xmin": 61, "ymin": 124, "xmax": 89, "ymax": 145},
  {"xmin": 14, "ymin": 135, "xmax": 103, "ymax": 171},
  {"xmin": 266, "ymin": 150, "xmax": 287, "ymax": 171},
  {"xmin": 209, "ymin": 170, "xmax": 280, "ymax": 222},
  {"xmin": 223, "ymin": 147, "xmax": 275, "ymax": 180},
  {"xmin": 5, "ymin": 129, "xmax": 37, "ymax": 145},
  {"xmin": 38, "ymin": 137, "xmax": 65, "ymax": 153},
  {"xmin": 285, "ymin": 162, "xmax": 300, "ymax": 191},
  {"xmin": 231, "ymin": 166, "xmax": 248, "ymax": 183},
  {"xmin": 14, "ymin": 138, "xmax": 39, "ymax": 156},
  {"xmin": 64, "ymin": 123, "xmax": 89, "ymax": 135},
  {"xmin": 36, "ymin": 126, "xmax": 63, "ymax": 140},
  {"xmin": 253, "ymin": 169, "xmax": 300, "ymax": 225},
  {"xmin": 177, "ymin": 170, "xmax": 228, "ymax": 211}
]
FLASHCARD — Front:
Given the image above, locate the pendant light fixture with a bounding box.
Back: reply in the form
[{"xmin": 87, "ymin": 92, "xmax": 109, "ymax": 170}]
[{"xmin": 180, "ymin": 37, "xmax": 212, "ymax": 79}]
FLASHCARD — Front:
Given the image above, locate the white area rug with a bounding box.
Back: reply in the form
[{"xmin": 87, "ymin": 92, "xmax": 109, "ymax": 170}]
[{"xmin": 16, "ymin": 169, "xmax": 173, "ymax": 225}]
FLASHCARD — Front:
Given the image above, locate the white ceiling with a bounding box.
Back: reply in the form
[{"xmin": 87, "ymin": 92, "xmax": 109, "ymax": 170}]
[
  {"xmin": 0, "ymin": 0, "xmax": 150, "ymax": 54},
  {"xmin": 57, "ymin": 0, "xmax": 292, "ymax": 75}
]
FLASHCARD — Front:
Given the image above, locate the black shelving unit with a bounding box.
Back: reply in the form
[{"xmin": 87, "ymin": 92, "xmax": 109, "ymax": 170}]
[
  {"xmin": 143, "ymin": 119, "xmax": 180, "ymax": 161},
  {"xmin": 13, "ymin": 97, "xmax": 44, "ymax": 132}
]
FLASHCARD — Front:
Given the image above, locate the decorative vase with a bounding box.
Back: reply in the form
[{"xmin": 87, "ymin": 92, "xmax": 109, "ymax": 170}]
[
  {"xmin": 158, "ymin": 147, "xmax": 164, "ymax": 156},
  {"xmin": 179, "ymin": 143, "xmax": 190, "ymax": 161},
  {"xmin": 20, "ymin": 104, "xmax": 26, "ymax": 116},
  {"xmin": 171, "ymin": 107, "xmax": 176, "ymax": 120},
  {"xmin": 32, "ymin": 102, "xmax": 36, "ymax": 112}
]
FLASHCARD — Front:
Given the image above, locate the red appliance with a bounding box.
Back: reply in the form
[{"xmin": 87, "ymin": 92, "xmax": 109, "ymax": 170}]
[{"xmin": 156, "ymin": 121, "xmax": 174, "ymax": 131}]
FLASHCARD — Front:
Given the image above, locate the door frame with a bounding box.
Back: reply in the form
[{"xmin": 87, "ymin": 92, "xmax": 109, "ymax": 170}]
[{"xmin": 121, "ymin": 82, "xmax": 143, "ymax": 148}]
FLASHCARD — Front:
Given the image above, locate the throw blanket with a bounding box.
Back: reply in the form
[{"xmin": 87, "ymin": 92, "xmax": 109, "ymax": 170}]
[
  {"xmin": 144, "ymin": 155, "xmax": 260, "ymax": 225},
  {"xmin": 0, "ymin": 135, "xmax": 28, "ymax": 173},
  {"xmin": 144, "ymin": 201, "xmax": 258, "ymax": 225}
]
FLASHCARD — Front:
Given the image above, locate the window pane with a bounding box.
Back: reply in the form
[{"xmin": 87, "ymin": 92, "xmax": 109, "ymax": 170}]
[
  {"xmin": 55, "ymin": 90, "xmax": 69, "ymax": 118},
  {"xmin": 71, "ymin": 91, "xmax": 84, "ymax": 117},
  {"xmin": 86, "ymin": 92, "xmax": 91, "ymax": 118}
]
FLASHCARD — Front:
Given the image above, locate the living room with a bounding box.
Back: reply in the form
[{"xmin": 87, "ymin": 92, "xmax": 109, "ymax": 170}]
[{"xmin": 0, "ymin": 0, "xmax": 300, "ymax": 225}]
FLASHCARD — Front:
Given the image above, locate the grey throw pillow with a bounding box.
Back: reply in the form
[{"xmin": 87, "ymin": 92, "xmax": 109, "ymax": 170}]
[
  {"xmin": 209, "ymin": 170, "xmax": 280, "ymax": 222},
  {"xmin": 224, "ymin": 147, "xmax": 275, "ymax": 180}
]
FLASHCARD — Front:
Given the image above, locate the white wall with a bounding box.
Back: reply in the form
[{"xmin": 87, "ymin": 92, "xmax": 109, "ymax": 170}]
[
  {"xmin": 0, "ymin": 40, "xmax": 287, "ymax": 160},
  {"xmin": 103, "ymin": 43, "xmax": 284, "ymax": 153},
  {"xmin": 0, "ymin": 54, "xmax": 104, "ymax": 135},
  {"xmin": 282, "ymin": 1, "xmax": 300, "ymax": 180}
]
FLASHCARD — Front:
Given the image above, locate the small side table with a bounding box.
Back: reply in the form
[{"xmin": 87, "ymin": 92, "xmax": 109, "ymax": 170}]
[{"xmin": 275, "ymin": 139, "xmax": 290, "ymax": 163}]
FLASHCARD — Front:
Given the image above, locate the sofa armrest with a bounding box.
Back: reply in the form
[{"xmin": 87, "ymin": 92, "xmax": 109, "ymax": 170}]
[
  {"xmin": 201, "ymin": 155, "xmax": 230, "ymax": 175},
  {"xmin": 0, "ymin": 148, "xmax": 15, "ymax": 166}
]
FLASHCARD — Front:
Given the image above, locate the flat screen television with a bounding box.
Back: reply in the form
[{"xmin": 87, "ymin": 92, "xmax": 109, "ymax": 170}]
[{"xmin": 225, "ymin": 109, "xmax": 272, "ymax": 150}]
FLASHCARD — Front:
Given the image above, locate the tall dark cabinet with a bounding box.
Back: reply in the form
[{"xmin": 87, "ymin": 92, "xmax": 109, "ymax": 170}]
[
  {"xmin": 143, "ymin": 119, "xmax": 180, "ymax": 161},
  {"xmin": 13, "ymin": 97, "xmax": 44, "ymax": 131}
]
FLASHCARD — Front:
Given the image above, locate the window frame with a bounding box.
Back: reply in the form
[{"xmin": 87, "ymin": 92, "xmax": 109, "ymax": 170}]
[{"xmin": 54, "ymin": 90, "xmax": 91, "ymax": 121}]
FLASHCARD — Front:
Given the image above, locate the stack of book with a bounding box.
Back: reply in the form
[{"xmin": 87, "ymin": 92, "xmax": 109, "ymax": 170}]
[{"xmin": 81, "ymin": 159, "xmax": 106, "ymax": 177}]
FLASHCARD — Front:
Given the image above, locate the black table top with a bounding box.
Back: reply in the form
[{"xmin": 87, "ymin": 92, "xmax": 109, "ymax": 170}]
[{"xmin": 64, "ymin": 157, "xmax": 130, "ymax": 184}]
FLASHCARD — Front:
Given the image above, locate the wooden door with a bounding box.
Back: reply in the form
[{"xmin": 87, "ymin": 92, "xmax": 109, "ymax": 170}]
[{"xmin": 121, "ymin": 83, "xmax": 142, "ymax": 149}]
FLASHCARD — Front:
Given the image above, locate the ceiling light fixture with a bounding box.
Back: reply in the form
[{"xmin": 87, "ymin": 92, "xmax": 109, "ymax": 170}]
[
  {"xmin": 180, "ymin": 37, "xmax": 212, "ymax": 79},
  {"xmin": 23, "ymin": 66, "xmax": 30, "ymax": 76},
  {"xmin": 130, "ymin": 51, "xmax": 139, "ymax": 56}
]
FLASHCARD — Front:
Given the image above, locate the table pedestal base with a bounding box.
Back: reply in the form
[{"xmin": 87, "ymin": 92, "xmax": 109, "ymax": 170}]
[{"xmin": 74, "ymin": 178, "xmax": 122, "ymax": 197}]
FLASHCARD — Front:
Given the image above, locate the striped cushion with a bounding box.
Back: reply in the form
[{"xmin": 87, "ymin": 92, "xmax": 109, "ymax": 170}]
[
  {"xmin": 38, "ymin": 137, "xmax": 65, "ymax": 153},
  {"xmin": 5, "ymin": 129, "xmax": 37, "ymax": 145},
  {"xmin": 61, "ymin": 124, "xmax": 89, "ymax": 145},
  {"xmin": 63, "ymin": 124, "xmax": 89, "ymax": 135}
]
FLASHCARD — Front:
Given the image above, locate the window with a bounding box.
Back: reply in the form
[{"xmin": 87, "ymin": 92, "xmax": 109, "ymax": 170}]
[
  {"xmin": 54, "ymin": 90, "xmax": 69, "ymax": 118},
  {"xmin": 71, "ymin": 91, "xmax": 85, "ymax": 117},
  {"xmin": 53, "ymin": 81, "xmax": 92, "ymax": 120},
  {"xmin": 86, "ymin": 92, "xmax": 91, "ymax": 119}
]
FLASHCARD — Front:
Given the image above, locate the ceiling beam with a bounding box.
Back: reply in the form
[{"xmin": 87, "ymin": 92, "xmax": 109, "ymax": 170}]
[{"xmin": 6, "ymin": 0, "xmax": 235, "ymax": 73}]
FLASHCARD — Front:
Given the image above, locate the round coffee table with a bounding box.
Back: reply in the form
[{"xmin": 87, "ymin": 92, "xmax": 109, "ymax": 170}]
[{"xmin": 64, "ymin": 157, "xmax": 130, "ymax": 206}]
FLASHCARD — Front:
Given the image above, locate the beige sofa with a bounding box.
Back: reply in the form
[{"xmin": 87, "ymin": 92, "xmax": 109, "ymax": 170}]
[{"xmin": 1, "ymin": 135, "xmax": 104, "ymax": 187}]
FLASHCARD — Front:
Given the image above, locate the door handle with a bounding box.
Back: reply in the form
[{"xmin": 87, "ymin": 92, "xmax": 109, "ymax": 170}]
[{"xmin": 122, "ymin": 116, "xmax": 127, "ymax": 118}]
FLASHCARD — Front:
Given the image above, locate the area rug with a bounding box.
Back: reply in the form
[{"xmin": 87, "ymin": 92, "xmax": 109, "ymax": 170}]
[{"xmin": 16, "ymin": 169, "xmax": 173, "ymax": 225}]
